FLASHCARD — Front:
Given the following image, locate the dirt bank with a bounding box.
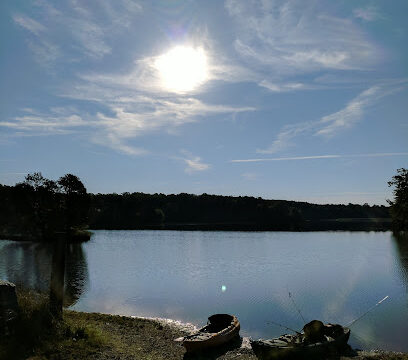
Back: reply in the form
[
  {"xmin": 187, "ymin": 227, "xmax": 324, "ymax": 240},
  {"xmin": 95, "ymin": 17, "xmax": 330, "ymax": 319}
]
[
  {"xmin": 3, "ymin": 310, "xmax": 407, "ymax": 359},
  {"xmin": 55, "ymin": 311, "xmax": 408, "ymax": 359}
]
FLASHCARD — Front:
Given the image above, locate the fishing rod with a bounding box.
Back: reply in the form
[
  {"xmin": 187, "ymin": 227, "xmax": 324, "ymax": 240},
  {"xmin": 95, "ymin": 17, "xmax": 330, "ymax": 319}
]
[
  {"xmin": 288, "ymin": 291, "xmax": 306, "ymax": 324},
  {"xmin": 346, "ymin": 295, "xmax": 389, "ymax": 328},
  {"xmin": 266, "ymin": 320, "xmax": 301, "ymax": 335}
]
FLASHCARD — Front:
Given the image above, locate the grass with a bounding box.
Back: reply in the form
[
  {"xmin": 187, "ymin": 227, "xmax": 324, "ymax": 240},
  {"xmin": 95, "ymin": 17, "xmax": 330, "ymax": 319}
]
[
  {"xmin": 0, "ymin": 288, "xmax": 189, "ymax": 360},
  {"xmin": 0, "ymin": 289, "xmax": 109, "ymax": 360},
  {"xmin": 1, "ymin": 289, "xmax": 408, "ymax": 359}
]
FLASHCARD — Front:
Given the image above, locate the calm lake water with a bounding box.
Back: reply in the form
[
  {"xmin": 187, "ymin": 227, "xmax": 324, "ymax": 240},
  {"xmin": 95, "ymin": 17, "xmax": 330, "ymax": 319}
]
[{"xmin": 1, "ymin": 230, "xmax": 408, "ymax": 351}]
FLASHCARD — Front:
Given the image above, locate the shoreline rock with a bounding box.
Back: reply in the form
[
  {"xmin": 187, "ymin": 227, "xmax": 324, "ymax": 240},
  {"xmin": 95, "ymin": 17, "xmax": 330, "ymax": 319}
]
[{"xmin": 0, "ymin": 280, "xmax": 19, "ymax": 336}]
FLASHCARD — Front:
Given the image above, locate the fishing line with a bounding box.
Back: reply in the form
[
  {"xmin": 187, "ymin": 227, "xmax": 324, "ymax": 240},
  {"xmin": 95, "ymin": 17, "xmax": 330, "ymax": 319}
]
[
  {"xmin": 266, "ymin": 320, "xmax": 301, "ymax": 335},
  {"xmin": 288, "ymin": 290, "xmax": 306, "ymax": 324},
  {"xmin": 346, "ymin": 295, "xmax": 389, "ymax": 327}
]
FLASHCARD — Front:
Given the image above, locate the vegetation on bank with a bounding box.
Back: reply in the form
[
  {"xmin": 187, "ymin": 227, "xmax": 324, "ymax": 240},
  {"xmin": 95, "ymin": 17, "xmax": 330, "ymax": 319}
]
[
  {"xmin": 2, "ymin": 289, "xmax": 408, "ymax": 360},
  {"xmin": 0, "ymin": 288, "xmax": 241, "ymax": 360},
  {"xmin": 388, "ymin": 168, "xmax": 408, "ymax": 232},
  {"xmin": 3, "ymin": 168, "xmax": 408, "ymax": 239},
  {"xmin": 0, "ymin": 173, "xmax": 90, "ymax": 242},
  {"xmin": 0, "ymin": 176, "xmax": 391, "ymax": 237},
  {"xmin": 0, "ymin": 289, "xmax": 110, "ymax": 360},
  {"xmin": 87, "ymin": 192, "xmax": 390, "ymax": 231}
]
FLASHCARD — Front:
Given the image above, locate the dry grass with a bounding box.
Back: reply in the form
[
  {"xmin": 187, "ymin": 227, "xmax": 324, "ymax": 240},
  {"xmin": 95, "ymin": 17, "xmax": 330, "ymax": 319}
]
[{"xmin": 1, "ymin": 290, "xmax": 407, "ymax": 359}]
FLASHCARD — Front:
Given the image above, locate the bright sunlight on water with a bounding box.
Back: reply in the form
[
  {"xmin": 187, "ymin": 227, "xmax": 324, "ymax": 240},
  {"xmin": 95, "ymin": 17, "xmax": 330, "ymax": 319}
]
[{"xmin": 1, "ymin": 230, "xmax": 408, "ymax": 352}]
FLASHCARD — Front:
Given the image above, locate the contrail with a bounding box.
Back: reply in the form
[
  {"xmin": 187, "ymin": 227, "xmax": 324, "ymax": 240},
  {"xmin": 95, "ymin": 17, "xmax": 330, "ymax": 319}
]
[{"xmin": 231, "ymin": 153, "xmax": 408, "ymax": 163}]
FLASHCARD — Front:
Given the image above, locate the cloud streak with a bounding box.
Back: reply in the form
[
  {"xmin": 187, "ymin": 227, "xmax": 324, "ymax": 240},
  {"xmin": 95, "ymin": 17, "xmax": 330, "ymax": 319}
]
[
  {"xmin": 225, "ymin": 0, "xmax": 380, "ymax": 75},
  {"xmin": 231, "ymin": 152, "xmax": 408, "ymax": 163},
  {"xmin": 184, "ymin": 157, "xmax": 210, "ymax": 174},
  {"xmin": 12, "ymin": 0, "xmax": 143, "ymax": 65},
  {"xmin": 316, "ymin": 86, "xmax": 381, "ymax": 137},
  {"xmin": 5, "ymin": 7, "xmax": 256, "ymax": 157},
  {"xmin": 257, "ymin": 84, "xmax": 402, "ymax": 154},
  {"xmin": 1, "ymin": 88, "xmax": 253, "ymax": 156},
  {"xmin": 13, "ymin": 14, "xmax": 46, "ymax": 35},
  {"xmin": 353, "ymin": 6, "xmax": 381, "ymax": 22},
  {"xmin": 259, "ymin": 80, "xmax": 308, "ymax": 93},
  {"xmin": 175, "ymin": 151, "xmax": 211, "ymax": 174}
]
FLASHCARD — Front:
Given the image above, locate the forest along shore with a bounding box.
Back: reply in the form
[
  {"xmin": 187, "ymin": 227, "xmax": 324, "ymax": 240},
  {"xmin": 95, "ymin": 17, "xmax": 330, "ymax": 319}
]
[{"xmin": 0, "ymin": 181, "xmax": 392, "ymax": 236}]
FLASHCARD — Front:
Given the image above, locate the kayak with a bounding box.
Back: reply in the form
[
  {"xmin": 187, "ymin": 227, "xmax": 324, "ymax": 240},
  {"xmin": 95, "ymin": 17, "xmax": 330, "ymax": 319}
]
[
  {"xmin": 177, "ymin": 314, "xmax": 240, "ymax": 353},
  {"xmin": 251, "ymin": 321, "xmax": 350, "ymax": 359}
]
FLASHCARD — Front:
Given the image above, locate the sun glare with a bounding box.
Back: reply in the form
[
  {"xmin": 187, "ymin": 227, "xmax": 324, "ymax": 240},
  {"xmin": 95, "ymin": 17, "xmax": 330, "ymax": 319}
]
[{"xmin": 155, "ymin": 46, "xmax": 208, "ymax": 93}]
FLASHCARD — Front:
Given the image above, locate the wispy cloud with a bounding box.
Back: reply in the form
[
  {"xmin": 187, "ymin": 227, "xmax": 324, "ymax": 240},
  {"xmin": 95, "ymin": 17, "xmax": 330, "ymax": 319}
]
[
  {"xmin": 184, "ymin": 157, "xmax": 210, "ymax": 174},
  {"xmin": 231, "ymin": 152, "xmax": 408, "ymax": 163},
  {"xmin": 6, "ymin": 9, "xmax": 255, "ymax": 157},
  {"xmin": 257, "ymin": 84, "xmax": 402, "ymax": 154},
  {"xmin": 13, "ymin": 14, "xmax": 46, "ymax": 35},
  {"xmin": 233, "ymin": 155, "xmax": 341, "ymax": 163},
  {"xmin": 0, "ymin": 107, "xmax": 85, "ymax": 134},
  {"xmin": 257, "ymin": 121, "xmax": 313, "ymax": 154},
  {"xmin": 353, "ymin": 6, "xmax": 381, "ymax": 22},
  {"xmin": 259, "ymin": 80, "xmax": 308, "ymax": 93},
  {"xmin": 43, "ymin": 58, "xmax": 254, "ymax": 154},
  {"xmin": 92, "ymin": 133, "xmax": 147, "ymax": 156},
  {"xmin": 77, "ymin": 43, "xmax": 259, "ymax": 96},
  {"xmin": 178, "ymin": 151, "xmax": 211, "ymax": 174},
  {"xmin": 27, "ymin": 40, "xmax": 60, "ymax": 68},
  {"xmin": 241, "ymin": 172, "xmax": 258, "ymax": 180},
  {"xmin": 1, "ymin": 87, "xmax": 253, "ymax": 156},
  {"xmin": 70, "ymin": 21, "xmax": 111, "ymax": 59},
  {"xmin": 3, "ymin": 15, "xmax": 255, "ymax": 156},
  {"xmin": 12, "ymin": 13, "xmax": 60, "ymax": 67},
  {"xmin": 316, "ymin": 86, "xmax": 381, "ymax": 137},
  {"xmin": 12, "ymin": 0, "xmax": 143, "ymax": 65},
  {"xmin": 225, "ymin": 0, "xmax": 380, "ymax": 75}
]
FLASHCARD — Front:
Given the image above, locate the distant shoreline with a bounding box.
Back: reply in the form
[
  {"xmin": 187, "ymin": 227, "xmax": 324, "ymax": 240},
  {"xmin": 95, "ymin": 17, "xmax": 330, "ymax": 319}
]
[
  {"xmin": 0, "ymin": 219, "xmax": 392, "ymax": 243},
  {"xmin": 89, "ymin": 218, "xmax": 392, "ymax": 232},
  {"xmin": 0, "ymin": 230, "xmax": 92, "ymax": 243},
  {"xmin": 1, "ymin": 184, "xmax": 393, "ymax": 238}
]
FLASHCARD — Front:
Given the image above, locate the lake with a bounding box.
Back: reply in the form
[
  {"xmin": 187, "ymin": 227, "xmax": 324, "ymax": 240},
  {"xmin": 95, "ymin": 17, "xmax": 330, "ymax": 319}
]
[{"xmin": 1, "ymin": 230, "xmax": 407, "ymax": 351}]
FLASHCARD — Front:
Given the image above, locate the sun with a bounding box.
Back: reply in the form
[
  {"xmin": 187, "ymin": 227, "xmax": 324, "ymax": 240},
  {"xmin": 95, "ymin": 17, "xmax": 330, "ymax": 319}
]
[{"xmin": 155, "ymin": 46, "xmax": 208, "ymax": 93}]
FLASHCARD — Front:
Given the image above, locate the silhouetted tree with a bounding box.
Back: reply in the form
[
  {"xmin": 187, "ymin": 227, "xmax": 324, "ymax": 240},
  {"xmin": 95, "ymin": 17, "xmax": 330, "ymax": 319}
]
[
  {"xmin": 18, "ymin": 172, "xmax": 60, "ymax": 239},
  {"xmin": 58, "ymin": 174, "xmax": 89, "ymax": 235},
  {"xmin": 0, "ymin": 172, "xmax": 90, "ymax": 241},
  {"xmin": 0, "ymin": 175, "xmax": 393, "ymax": 234},
  {"xmin": 388, "ymin": 168, "xmax": 408, "ymax": 231}
]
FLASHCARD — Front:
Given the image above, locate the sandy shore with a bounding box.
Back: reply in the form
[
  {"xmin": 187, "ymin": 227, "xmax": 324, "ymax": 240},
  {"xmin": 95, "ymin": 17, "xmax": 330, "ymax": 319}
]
[
  {"xmin": 2, "ymin": 308, "xmax": 407, "ymax": 359},
  {"xmin": 51, "ymin": 311, "xmax": 407, "ymax": 360}
]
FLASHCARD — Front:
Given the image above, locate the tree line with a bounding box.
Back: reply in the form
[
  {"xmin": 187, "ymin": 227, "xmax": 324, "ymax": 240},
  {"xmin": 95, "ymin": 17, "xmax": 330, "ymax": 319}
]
[
  {"xmin": 388, "ymin": 168, "xmax": 408, "ymax": 232},
  {"xmin": 2, "ymin": 169, "xmax": 407, "ymax": 241},
  {"xmin": 0, "ymin": 173, "xmax": 89, "ymax": 241},
  {"xmin": 87, "ymin": 191, "xmax": 390, "ymax": 231}
]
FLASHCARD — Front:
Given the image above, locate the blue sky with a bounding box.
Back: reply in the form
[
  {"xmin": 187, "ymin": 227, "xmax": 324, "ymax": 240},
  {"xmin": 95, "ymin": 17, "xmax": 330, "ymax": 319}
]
[{"xmin": 1, "ymin": 0, "xmax": 407, "ymax": 204}]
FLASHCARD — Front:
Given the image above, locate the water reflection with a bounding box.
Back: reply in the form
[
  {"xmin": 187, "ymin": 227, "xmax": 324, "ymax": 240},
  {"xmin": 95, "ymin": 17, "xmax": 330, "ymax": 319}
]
[
  {"xmin": 0, "ymin": 240, "xmax": 89, "ymax": 307},
  {"xmin": 1, "ymin": 231, "xmax": 408, "ymax": 352},
  {"xmin": 64, "ymin": 243, "xmax": 89, "ymax": 306},
  {"xmin": 393, "ymin": 232, "xmax": 408, "ymax": 291}
]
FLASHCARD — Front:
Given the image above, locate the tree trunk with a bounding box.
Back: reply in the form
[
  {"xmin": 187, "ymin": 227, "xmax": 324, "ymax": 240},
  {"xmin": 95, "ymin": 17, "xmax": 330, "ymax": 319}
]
[{"xmin": 49, "ymin": 236, "xmax": 66, "ymax": 319}]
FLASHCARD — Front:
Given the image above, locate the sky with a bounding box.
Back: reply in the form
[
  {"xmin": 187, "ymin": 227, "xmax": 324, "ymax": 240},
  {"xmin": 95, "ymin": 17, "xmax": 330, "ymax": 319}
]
[{"xmin": 1, "ymin": 0, "xmax": 407, "ymax": 205}]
